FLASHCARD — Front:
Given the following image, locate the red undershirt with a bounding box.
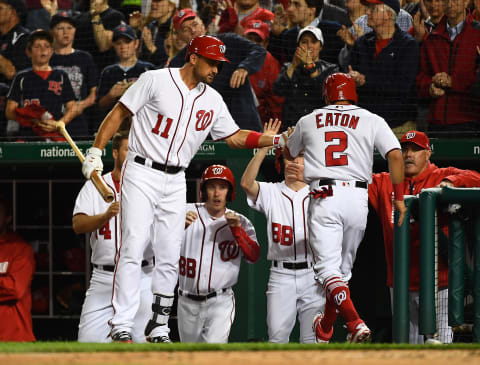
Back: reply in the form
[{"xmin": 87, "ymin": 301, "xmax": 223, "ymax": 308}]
[
  {"xmin": 34, "ymin": 70, "xmax": 52, "ymax": 80},
  {"xmin": 112, "ymin": 176, "xmax": 120, "ymax": 193},
  {"xmin": 375, "ymin": 38, "xmax": 391, "ymax": 58}
]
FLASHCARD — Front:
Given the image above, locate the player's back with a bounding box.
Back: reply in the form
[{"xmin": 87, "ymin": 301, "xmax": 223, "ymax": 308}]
[{"xmin": 295, "ymin": 104, "xmax": 399, "ymax": 184}]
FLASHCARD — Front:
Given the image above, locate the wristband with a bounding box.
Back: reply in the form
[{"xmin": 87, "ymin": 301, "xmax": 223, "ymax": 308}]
[
  {"xmin": 393, "ymin": 183, "xmax": 404, "ymax": 201},
  {"xmin": 272, "ymin": 134, "xmax": 286, "ymax": 148},
  {"xmin": 245, "ymin": 131, "xmax": 262, "ymax": 148}
]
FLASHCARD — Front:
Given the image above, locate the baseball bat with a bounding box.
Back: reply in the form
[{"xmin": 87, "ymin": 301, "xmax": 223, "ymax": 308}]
[{"xmin": 56, "ymin": 121, "xmax": 115, "ymax": 203}]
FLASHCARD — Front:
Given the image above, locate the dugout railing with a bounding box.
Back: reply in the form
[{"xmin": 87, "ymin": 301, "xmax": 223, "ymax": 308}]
[
  {"xmin": 393, "ymin": 187, "xmax": 480, "ymax": 343},
  {"xmin": 1, "ymin": 138, "xmax": 479, "ymax": 341}
]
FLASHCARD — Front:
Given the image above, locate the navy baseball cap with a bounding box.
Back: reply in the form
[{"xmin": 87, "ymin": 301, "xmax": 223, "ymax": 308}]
[
  {"xmin": 50, "ymin": 12, "xmax": 76, "ymax": 29},
  {"xmin": 361, "ymin": 0, "xmax": 400, "ymax": 14},
  {"xmin": 1, "ymin": 0, "xmax": 27, "ymax": 17},
  {"xmin": 113, "ymin": 24, "xmax": 137, "ymax": 42}
]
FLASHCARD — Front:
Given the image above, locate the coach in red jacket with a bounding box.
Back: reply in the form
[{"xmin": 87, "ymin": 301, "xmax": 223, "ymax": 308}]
[
  {"xmin": 416, "ymin": 0, "xmax": 480, "ymax": 132},
  {"xmin": 369, "ymin": 130, "xmax": 480, "ymax": 344},
  {"xmin": 0, "ymin": 195, "xmax": 35, "ymax": 342}
]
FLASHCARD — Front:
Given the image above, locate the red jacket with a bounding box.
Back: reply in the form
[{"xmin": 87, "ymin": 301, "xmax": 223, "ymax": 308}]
[
  {"xmin": 369, "ymin": 163, "xmax": 480, "ymax": 291},
  {"xmin": 249, "ymin": 51, "xmax": 284, "ymax": 124},
  {"xmin": 0, "ymin": 233, "xmax": 36, "ymax": 341},
  {"xmin": 416, "ymin": 16, "xmax": 480, "ymax": 125}
]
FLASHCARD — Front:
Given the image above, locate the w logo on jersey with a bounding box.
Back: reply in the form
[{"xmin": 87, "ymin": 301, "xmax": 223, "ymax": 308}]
[
  {"xmin": 48, "ymin": 81, "xmax": 62, "ymax": 95},
  {"xmin": 219, "ymin": 240, "xmax": 239, "ymax": 261},
  {"xmin": 334, "ymin": 290, "xmax": 347, "ymax": 306},
  {"xmin": 195, "ymin": 110, "xmax": 214, "ymax": 131}
]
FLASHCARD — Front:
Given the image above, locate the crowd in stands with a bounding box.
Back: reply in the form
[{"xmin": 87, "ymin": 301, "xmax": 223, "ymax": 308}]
[{"xmin": 0, "ymin": 0, "xmax": 479, "ymax": 140}]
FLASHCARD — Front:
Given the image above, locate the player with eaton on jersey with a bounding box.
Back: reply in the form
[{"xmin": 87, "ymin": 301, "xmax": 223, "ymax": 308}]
[
  {"xmin": 81, "ymin": 35, "xmax": 288, "ymax": 343},
  {"xmin": 73, "ymin": 131, "xmax": 154, "ymax": 343},
  {"xmin": 241, "ymin": 120, "xmax": 324, "ymax": 343},
  {"xmin": 178, "ymin": 165, "xmax": 260, "ymax": 343},
  {"xmin": 286, "ymin": 73, "xmax": 406, "ymax": 343}
]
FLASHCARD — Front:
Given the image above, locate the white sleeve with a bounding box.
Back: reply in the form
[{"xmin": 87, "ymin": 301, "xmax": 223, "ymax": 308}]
[
  {"xmin": 210, "ymin": 99, "xmax": 240, "ymax": 141},
  {"xmin": 286, "ymin": 120, "xmax": 304, "ymax": 157},
  {"xmin": 374, "ymin": 117, "xmax": 401, "ymax": 159},
  {"xmin": 246, "ymin": 182, "xmax": 272, "ymax": 214},
  {"xmin": 73, "ymin": 181, "xmax": 96, "ymax": 217},
  {"xmin": 119, "ymin": 71, "xmax": 154, "ymax": 114}
]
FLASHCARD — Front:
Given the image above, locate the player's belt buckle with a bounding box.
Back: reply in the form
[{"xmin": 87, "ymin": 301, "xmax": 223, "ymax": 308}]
[
  {"xmin": 134, "ymin": 156, "xmax": 183, "ymax": 174},
  {"xmin": 273, "ymin": 261, "xmax": 310, "ymax": 270}
]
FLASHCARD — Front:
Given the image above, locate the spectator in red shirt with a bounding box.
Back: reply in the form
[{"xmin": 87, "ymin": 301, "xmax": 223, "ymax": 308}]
[
  {"xmin": 416, "ymin": 0, "xmax": 480, "ymax": 134},
  {"xmin": 0, "ymin": 194, "xmax": 36, "ymax": 342},
  {"xmin": 243, "ymin": 20, "xmax": 284, "ymax": 125},
  {"xmin": 369, "ymin": 130, "xmax": 480, "ymax": 343}
]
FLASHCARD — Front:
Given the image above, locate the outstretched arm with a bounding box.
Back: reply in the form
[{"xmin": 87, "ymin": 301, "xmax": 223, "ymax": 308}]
[
  {"xmin": 225, "ymin": 118, "xmax": 285, "ymax": 149},
  {"xmin": 240, "ymin": 120, "xmax": 280, "ymax": 200}
]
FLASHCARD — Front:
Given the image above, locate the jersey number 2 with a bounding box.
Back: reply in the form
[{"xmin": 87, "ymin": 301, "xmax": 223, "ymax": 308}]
[
  {"xmin": 325, "ymin": 131, "xmax": 348, "ymax": 166},
  {"xmin": 152, "ymin": 114, "xmax": 173, "ymax": 138}
]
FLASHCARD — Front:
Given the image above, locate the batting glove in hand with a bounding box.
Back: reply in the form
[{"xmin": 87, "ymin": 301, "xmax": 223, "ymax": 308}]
[{"xmin": 82, "ymin": 147, "xmax": 103, "ymax": 179}]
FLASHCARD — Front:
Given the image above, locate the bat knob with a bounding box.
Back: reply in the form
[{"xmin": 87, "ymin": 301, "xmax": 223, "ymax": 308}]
[{"xmin": 56, "ymin": 120, "xmax": 66, "ymax": 131}]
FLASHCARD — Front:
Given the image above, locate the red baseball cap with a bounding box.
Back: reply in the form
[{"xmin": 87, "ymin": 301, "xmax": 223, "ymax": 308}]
[
  {"xmin": 400, "ymin": 130, "xmax": 430, "ymax": 150},
  {"xmin": 173, "ymin": 8, "xmax": 197, "ymax": 31},
  {"xmin": 244, "ymin": 20, "xmax": 270, "ymax": 41}
]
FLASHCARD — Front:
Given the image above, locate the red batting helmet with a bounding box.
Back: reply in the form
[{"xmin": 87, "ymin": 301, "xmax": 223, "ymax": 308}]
[
  {"xmin": 323, "ymin": 72, "xmax": 358, "ymax": 104},
  {"xmin": 185, "ymin": 35, "xmax": 230, "ymax": 63},
  {"xmin": 200, "ymin": 164, "xmax": 235, "ymax": 201}
]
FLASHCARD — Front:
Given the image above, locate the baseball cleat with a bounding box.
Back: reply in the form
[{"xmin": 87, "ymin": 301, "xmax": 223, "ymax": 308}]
[
  {"xmin": 313, "ymin": 312, "xmax": 333, "ymax": 343},
  {"xmin": 147, "ymin": 335, "xmax": 172, "ymax": 343},
  {"xmin": 346, "ymin": 321, "xmax": 371, "ymax": 343},
  {"xmin": 111, "ymin": 331, "xmax": 133, "ymax": 343}
]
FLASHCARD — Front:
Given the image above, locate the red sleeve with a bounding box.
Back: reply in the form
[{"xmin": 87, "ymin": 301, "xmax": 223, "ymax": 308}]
[
  {"xmin": 441, "ymin": 167, "xmax": 480, "ymax": 187},
  {"xmin": 0, "ymin": 243, "xmax": 35, "ymax": 302},
  {"xmin": 368, "ymin": 173, "xmax": 383, "ymax": 213},
  {"xmin": 416, "ymin": 42, "xmax": 433, "ymax": 99},
  {"xmin": 230, "ymin": 226, "xmax": 260, "ymax": 263}
]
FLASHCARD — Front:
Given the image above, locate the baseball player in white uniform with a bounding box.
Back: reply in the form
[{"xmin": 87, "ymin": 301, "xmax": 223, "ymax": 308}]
[
  {"xmin": 178, "ymin": 164, "xmax": 260, "ymax": 343},
  {"xmin": 285, "ymin": 73, "xmax": 406, "ymax": 343},
  {"xmin": 240, "ymin": 120, "xmax": 325, "ymax": 343},
  {"xmin": 81, "ymin": 35, "xmax": 288, "ymax": 342},
  {"xmin": 73, "ymin": 131, "xmax": 154, "ymax": 343}
]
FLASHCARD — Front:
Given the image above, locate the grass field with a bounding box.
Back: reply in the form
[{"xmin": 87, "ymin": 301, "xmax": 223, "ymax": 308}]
[
  {"xmin": 1, "ymin": 342, "xmax": 480, "ymax": 352},
  {"xmin": 1, "ymin": 342, "xmax": 480, "ymax": 365}
]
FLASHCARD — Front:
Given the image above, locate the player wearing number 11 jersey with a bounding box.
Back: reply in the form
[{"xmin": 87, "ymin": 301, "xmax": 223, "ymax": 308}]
[
  {"xmin": 81, "ymin": 35, "xmax": 288, "ymax": 343},
  {"xmin": 286, "ymin": 73, "xmax": 406, "ymax": 343}
]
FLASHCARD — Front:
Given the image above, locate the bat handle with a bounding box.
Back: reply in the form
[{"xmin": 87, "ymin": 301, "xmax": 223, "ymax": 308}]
[{"xmin": 91, "ymin": 172, "xmax": 115, "ymax": 203}]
